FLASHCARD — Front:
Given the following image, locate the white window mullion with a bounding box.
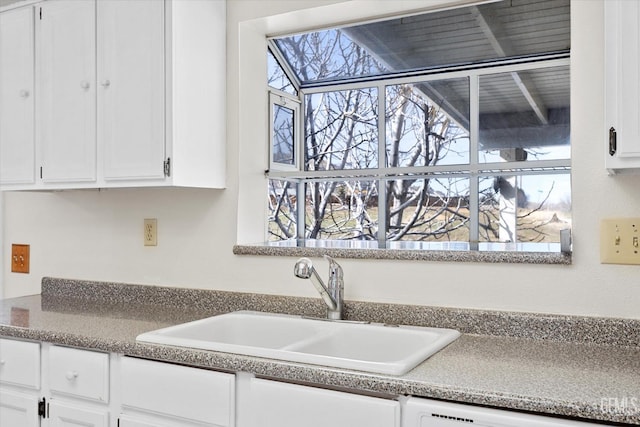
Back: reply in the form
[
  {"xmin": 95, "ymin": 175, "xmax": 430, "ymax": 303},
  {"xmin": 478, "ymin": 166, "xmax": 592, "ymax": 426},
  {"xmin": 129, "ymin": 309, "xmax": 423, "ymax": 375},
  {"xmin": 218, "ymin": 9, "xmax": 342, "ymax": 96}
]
[
  {"xmin": 297, "ymin": 181, "xmax": 306, "ymax": 240},
  {"xmin": 469, "ymin": 75, "xmax": 480, "ymax": 250},
  {"xmin": 297, "ymin": 88, "xmax": 307, "ymax": 240},
  {"xmin": 377, "ymin": 82, "xmax": 387, "ymax": 247}
]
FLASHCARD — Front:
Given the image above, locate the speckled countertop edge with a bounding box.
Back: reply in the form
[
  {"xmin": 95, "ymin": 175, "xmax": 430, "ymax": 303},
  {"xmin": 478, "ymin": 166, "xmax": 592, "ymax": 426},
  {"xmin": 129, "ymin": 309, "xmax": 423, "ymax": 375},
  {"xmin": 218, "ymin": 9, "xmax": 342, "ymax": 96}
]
[
  {"xmin": 0, "ymin": 277, "xmax": 637, "ymax": 425},
  {"xmin": 232, "ymin": 244, "xmax": 572, "ymax": 265}
]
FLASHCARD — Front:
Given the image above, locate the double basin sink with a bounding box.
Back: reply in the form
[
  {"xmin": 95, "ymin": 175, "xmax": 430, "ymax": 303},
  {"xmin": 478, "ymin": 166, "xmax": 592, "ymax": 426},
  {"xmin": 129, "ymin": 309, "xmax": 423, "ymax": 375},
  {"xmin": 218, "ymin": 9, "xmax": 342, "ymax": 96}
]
[{"xmin": 137, "ymin": 311, "xmax": 460, "ymax": 375}]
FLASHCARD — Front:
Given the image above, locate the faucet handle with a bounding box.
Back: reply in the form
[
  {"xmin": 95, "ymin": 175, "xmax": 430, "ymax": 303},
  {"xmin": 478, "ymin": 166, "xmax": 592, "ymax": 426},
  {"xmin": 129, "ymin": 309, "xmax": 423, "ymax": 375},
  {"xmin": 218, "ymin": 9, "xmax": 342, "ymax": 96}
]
[{"xmin": 323, "ymin": 255, "xmax": 343, "ymax": 282}]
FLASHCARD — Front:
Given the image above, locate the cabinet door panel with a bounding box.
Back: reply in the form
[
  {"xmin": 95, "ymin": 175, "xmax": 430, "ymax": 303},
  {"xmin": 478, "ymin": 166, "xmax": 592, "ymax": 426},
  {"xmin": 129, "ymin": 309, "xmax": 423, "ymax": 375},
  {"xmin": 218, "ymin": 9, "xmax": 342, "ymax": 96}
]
[
  {"xmin": 119, "ymin": 414, "xmax": 209, "ymax": 427},
  {"xmin": 0, "ymin": 6, "xmax": 35, "ymax": 185},
  {"xmin": 0, "ymin": 390, "xmax": 40, "ymax": 427},
  {"xmin": 245, "ymin": 378, "xmax": 400, "ymax": 427},
  {"xmin": 98, "ymin": 0, "xmax": 165, "ymax": 181},
  {"xmin": 121, "ymin": 357, "xmax": 234, "ymax": 427},
  {"xmin": 37, "ymin": 0, "xmax": 96, "ymax": 183},
  {"xmin": 49, "ymin": 400, "xmax": 109, "ymax": 427},
  {"xmin": 605, "ymin": 0, "xmax": 640, "ymax": 170}
]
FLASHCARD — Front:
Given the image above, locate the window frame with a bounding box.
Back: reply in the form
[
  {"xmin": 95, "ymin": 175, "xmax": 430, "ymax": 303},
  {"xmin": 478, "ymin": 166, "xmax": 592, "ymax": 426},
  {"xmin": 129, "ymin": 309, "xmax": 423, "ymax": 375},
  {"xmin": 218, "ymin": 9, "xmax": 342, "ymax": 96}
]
[
  {"xmin": 265, "ymin": 29, "xmax": 571, "ymax": 253},
  {"xmin": 268, "ymin": 90, "xmax": 301, "ymax": 172}
]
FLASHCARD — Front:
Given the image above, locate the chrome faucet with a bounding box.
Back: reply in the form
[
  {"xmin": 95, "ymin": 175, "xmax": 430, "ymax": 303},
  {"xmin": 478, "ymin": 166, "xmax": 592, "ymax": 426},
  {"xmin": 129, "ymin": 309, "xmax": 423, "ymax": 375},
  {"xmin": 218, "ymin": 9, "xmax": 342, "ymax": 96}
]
[{"xmin": 294, "ymin": 255, "xmax": 344, "ymax": 320}]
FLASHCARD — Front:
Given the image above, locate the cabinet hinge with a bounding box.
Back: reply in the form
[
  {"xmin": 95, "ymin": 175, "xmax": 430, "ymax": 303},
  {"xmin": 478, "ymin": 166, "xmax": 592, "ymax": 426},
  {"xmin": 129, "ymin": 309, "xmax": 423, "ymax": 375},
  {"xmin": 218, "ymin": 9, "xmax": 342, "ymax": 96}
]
[
  {"xmin": 609, "ymin": 126, "xmax": 617, "ymax": 156},
  {"xmin": 164, "ymin": 157, "xmax": 171, "ymax": 177},
  {"xmin": 38, "ymin": 397, "xmax": 46, "ymax": 418},
  {"xmin": 39, "ymin": 7, "xmax": 42, "ymax": 20}
]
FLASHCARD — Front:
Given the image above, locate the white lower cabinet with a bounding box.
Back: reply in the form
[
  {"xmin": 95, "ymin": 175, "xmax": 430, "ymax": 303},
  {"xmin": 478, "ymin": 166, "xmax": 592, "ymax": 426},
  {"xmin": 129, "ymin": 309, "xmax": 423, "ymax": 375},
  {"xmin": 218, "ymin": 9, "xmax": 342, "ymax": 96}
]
[
  {"xmin": 119, "ymin": 356, "xmax": 235, "ymax": 427},
  {"xmin": 0, "ymin": 338, "xmax": 41, "ymax": 427},
  {"xmin": 47, "ymin": 345, "xmax": 111, "ymax": 426},
  {"xmin": 239, "ymin": 376, "xmax": 401, "ymax": 427},
  {"xmin": 0, "ymin": 337, "xmax": 613, "ymax": 427}
]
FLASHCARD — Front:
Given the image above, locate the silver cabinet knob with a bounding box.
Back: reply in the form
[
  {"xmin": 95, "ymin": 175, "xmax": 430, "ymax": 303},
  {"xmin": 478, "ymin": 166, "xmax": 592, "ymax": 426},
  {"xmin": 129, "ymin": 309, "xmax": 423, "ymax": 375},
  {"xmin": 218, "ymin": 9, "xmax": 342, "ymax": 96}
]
[
  {"xmin": 80, "ymin": 81, "xmax": 90, "ymax": 90},
  {"xmin": 19, "ymin": 89, "xmax": 30, "ymax": 98},
  {"xmin": 101, "ymin": 80, "xmax": 111, "ymax": 88}
]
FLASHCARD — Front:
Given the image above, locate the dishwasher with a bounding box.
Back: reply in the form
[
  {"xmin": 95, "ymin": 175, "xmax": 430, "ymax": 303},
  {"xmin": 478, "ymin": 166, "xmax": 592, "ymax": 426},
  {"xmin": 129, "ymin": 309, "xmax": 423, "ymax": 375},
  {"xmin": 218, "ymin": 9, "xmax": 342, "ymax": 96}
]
[{"xmin": 402, "ymin": 397, "xmax": 610, "ymax": 427}]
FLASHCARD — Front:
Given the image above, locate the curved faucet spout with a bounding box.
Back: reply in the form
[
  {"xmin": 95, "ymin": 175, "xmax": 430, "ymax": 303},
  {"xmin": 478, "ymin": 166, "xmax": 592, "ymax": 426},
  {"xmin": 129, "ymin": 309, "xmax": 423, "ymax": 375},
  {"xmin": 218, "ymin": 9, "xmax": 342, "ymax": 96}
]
[{"xmin": 294, "ymin": 256, "xmax": 343, "ymax": 320}]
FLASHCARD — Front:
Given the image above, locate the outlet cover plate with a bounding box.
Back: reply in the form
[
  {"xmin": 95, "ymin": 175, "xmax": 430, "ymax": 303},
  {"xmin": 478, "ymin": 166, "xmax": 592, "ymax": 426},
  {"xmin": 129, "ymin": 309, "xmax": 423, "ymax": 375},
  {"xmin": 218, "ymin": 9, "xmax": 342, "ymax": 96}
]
[{"xmin": 144, "ymin": 218, "xmax": 157, "ymax": 246}]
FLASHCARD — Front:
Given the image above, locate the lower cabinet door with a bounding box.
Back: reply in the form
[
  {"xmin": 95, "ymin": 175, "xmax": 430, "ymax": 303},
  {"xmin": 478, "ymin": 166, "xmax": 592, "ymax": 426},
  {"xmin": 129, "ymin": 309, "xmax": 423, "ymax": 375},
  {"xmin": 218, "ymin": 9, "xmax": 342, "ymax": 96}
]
[
  {"xmin": 120, "ymin": 357, "xmax": 234, "ymax": 427},
  {"xmin": 48, "ymin": 400, "xmax": 109, "ymax": 427},
  {"xmin": 0, "ymin": 389, "xmax": 40, "ymax": 427},
  {"xmin": 119, "ymin": 413, "xmax": 211, "ymax": 427},
  {"xmin": 244, "ymin": 378, "xmax": 400, "ymax": 427}
]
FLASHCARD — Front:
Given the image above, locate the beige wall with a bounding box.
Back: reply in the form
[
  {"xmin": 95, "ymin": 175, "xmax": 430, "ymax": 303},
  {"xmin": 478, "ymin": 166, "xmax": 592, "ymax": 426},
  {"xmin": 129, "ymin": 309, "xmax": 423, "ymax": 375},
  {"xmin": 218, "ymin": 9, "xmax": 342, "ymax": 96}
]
[{"xmin": 3, "ymin": 0, "xmax": 640, "ymax": 319}]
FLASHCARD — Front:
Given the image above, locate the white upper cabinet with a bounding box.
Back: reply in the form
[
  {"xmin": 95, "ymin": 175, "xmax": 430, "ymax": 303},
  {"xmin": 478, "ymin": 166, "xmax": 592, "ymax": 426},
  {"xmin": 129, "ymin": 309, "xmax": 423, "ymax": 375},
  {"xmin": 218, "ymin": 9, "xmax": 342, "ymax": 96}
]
[
  {"xmin": 605, "ymin": 0, "xmax": 640, "ymax": 173},
  {"xmin": 0, "ymin": 0, "xmax": 226, "ymax": 190},
  {"xmin": 98, "ymin": 0, "xmax": 166, "ymax": 182},
  {"xmin": 37, "ymin": 0, "xmax": 97, "ymax": 184},
  {"xmin": 0, "ymin": 6, "xmax": 36, "ymax": 185}
]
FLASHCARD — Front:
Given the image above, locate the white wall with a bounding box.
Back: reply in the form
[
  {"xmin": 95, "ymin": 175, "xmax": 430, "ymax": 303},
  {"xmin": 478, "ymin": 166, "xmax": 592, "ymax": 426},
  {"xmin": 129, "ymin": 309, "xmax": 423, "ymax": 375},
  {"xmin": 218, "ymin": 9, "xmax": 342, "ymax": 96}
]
[{"xmin": 2, "ymin": 0, "xmax": 640, "ymax": 320}]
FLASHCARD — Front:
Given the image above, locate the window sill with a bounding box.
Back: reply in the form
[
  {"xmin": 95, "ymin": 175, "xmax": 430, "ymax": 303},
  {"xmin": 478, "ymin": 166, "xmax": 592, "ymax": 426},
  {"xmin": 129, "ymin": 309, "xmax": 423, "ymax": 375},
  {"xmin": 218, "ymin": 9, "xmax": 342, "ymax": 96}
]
[{"xmin": 233, "ymin": 242, "xmax": 571, "ymax": 265}]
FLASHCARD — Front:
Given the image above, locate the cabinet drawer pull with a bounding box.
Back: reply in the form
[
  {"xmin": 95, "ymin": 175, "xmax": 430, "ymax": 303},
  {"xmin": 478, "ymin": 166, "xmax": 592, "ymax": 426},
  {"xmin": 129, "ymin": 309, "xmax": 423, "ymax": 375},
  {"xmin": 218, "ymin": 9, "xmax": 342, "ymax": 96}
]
[{"xmin": 65, "ymin": 371, "xmax": 79, "ymax": 381}]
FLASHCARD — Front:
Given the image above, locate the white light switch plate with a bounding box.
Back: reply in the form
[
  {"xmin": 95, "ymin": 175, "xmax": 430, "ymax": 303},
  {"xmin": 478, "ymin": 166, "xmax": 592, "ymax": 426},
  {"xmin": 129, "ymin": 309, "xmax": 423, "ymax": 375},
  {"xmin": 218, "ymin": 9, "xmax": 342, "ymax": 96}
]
[{"xmin": 600, "ymin": 218, "xmax": 640, "ymax": 264}]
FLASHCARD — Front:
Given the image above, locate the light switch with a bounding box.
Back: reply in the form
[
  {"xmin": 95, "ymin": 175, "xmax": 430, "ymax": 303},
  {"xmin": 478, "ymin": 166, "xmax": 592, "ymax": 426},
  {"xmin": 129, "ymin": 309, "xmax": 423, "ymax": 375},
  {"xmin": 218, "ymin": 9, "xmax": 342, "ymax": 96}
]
[{"xmin": 600, "ymin": 218, "xmax": 640, "ymax": 264}]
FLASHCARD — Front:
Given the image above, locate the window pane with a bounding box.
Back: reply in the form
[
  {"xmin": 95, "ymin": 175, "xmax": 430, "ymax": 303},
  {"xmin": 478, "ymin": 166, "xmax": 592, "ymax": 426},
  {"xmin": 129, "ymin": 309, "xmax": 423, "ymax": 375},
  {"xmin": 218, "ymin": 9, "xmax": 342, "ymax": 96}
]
[
  {"xmin": 386, "ymin": 78, "xmax": 469, "ymax": 167},
  {"xmin": 268, "ymin": 179, "xmax": 297, "ymax": 241},
  {"xmin": 272, "ymin": 104, "xmax": 295, "ymax": 166},
  {"xmin": 479, "ymin": 66, "xmax": 570, "ymax": 163},
  {"xmin": 273, "ymin": 0, "xmax": 569, "ymax": 85},
  {"xmin": 305, "ymin": 88, "xmax": 378, "ymax": 171},
  {"xmin": 516, "ymin": 174, "xmax": 571, "ymax": 245},
  {"xmin": 479, "ymin": 173, "xmax": 571, "ymax": 249},
  {"xmin": 386, "ymin": 177, "xmax": 470, "ymax": 243},
  {"xmin": 305, "ymin": 180, "xmax": 378, "ymax": 240},
  {"xmin": 267, "ymin": 49, "xmax": 297, "ymax": 95},
  {"xmin": 274, "ymin": 30, "xmax": 386, "ymax": 84}
]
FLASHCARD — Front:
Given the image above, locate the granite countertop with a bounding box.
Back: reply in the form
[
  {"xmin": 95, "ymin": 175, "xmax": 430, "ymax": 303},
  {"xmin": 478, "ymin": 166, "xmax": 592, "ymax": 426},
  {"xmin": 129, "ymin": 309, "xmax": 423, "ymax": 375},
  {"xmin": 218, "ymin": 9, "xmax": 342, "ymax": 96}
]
[{"xmin": 0, "ymin": 278, "xmax": 638, "ymax": 425}]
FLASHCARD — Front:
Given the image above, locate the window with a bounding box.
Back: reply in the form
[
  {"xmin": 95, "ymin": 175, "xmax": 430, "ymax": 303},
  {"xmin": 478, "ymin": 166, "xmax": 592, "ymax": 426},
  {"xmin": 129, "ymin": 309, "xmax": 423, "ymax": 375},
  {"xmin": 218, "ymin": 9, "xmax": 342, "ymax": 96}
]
[{"xmin": 266, "ymin": 0, "xmax": 571, "ymax": 253}]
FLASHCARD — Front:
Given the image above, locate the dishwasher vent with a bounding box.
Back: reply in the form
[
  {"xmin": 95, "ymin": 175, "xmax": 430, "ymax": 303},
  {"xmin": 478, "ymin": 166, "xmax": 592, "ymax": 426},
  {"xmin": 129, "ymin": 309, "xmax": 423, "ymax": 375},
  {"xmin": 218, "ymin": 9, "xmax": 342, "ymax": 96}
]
[{"xmin": 431, "ymin": 412, "xmax": 475, "ymax": 423}]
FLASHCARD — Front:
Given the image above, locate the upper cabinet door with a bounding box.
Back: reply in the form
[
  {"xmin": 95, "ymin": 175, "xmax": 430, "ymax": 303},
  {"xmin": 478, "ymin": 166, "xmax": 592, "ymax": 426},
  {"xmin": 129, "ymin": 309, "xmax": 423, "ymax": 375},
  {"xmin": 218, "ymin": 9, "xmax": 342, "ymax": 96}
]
[
  {"xmin": 0, "ymin": 6, "xmax": 35, "ymax": 185},
  {"xmin": 37, "ymin": 0, "xmax": 97, "ymax": 183},
  {"xmin": 605, "ymin": 0, "xmax": 640, "ymax": 172},
  {"xmin": 98, "ymin": 0, "xmax": 166, "ymax": 181}
]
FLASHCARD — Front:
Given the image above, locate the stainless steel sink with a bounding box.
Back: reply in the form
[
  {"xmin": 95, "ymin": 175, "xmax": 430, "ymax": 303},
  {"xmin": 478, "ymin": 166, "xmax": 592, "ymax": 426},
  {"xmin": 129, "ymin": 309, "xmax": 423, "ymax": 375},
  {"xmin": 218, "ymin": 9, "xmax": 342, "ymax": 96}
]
[{"xmin": 136, "ymin": 311, "xmax": 460, "ymax": 375}]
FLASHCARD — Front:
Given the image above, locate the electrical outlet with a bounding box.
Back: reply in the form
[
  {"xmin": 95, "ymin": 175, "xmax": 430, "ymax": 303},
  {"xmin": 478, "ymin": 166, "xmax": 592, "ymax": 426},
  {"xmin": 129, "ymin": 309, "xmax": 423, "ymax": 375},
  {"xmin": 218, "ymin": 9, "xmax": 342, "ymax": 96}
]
[
  {"xmin": 11, "ymin": 244, "xmax": 30, "ymax": 273},
  {"xmin": 144, "ymin": 218, "xmax": 157, "ymax": 246},
  {"xmin": 600, "ymin": 218, "xmax": 640, "ymax": 264}
]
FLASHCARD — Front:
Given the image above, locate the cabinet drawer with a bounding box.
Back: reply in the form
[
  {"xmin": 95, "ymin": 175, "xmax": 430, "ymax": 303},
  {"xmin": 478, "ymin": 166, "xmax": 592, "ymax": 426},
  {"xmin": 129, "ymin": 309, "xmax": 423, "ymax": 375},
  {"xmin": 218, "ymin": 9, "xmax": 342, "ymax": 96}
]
[
  {"xmin": 49, "ymin": 346, "xmax": 109, "ymax": 403},
  {"xmin": 0, "ymin": 338, "xmax": 40, "ymax": 389},
  {"xmin": 121, "ymin": 357, "xmax": 235, "ymax": 426}
]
